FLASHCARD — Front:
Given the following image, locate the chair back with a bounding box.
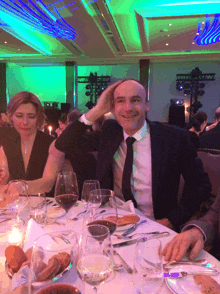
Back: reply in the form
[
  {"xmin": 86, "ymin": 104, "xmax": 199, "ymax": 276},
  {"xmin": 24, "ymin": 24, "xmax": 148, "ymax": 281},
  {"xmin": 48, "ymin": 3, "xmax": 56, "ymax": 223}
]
[{"xmin": 197, "ymin": 151, "xmax": 220, "ymax": 196}]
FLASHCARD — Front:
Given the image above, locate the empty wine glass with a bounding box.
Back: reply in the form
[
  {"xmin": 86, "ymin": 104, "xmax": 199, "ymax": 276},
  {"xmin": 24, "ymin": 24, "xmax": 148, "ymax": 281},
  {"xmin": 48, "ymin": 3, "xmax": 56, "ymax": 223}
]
[
  {"xmin": 87, "ymin": 189, "xmax": 102, "ymax": 221},
  {"xmin": 87, "ymin": 189, "xmax": 118, "ymax": 236},
  {"xmin": 133, "ymin": 238, "xmax": 164, "ymax": 294},
  {"xmin": 81, "ymin": 180, "xmax": 100, "ymax": 209},
  {"xmin": 76, "ymin": 224, "xmax": 114, "ymax": 294},
  {"xmin": 55, "ymin": 171, "xmax": 79, "ymax": 222},
  {"xmin": 6, "ymin": 180, "xmax": 29, "ymax": 221}
]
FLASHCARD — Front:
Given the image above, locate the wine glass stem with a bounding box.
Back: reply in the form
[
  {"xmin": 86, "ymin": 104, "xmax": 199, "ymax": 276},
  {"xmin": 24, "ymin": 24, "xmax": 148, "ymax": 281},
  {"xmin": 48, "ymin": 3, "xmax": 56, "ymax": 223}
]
[{"xmin": 92, "ymin": 286, "xmax": 98, "ymax": 293}]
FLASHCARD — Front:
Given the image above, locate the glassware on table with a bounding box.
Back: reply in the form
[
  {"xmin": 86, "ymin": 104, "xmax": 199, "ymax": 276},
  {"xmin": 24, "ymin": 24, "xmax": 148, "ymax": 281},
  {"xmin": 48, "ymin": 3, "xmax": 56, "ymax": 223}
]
[
  {"xmin": 28, "ymin": 194, "xmax": 47, "ymax": 226},
  {"xmin": 28, "ymin": 231, "xmax": 79, "ymax": 294},
  {"xmin": 133, "ymin": 238, "xmax": 164, "ymax": 294},
  {"xmin": 54, "ymin": 171, "xmax": 79, "ymax": 222},
  {"xmin": 76, "ymin": 224, "xmax": 114, "ymax": 294},
  {"xmin": 6, "ymin": 180, "xmax": 29, "ymax": 221},
  {"xmin": 87, "ymin": 189, "xmax": 118, "ymax": 236},
  {"xmin": 35, "ymin": 284, "xmax": 81, "ymax": 294},
  {"xmin": 81, "ymin": 180, "xmax": 100, "ymax": 209}
]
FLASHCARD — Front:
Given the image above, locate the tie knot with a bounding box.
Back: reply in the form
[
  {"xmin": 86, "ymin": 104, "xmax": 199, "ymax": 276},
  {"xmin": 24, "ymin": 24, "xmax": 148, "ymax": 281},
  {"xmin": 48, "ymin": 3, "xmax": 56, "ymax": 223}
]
[{"xmin": 126, "ymin": 137, "xmax": 136, "ymax": 146}]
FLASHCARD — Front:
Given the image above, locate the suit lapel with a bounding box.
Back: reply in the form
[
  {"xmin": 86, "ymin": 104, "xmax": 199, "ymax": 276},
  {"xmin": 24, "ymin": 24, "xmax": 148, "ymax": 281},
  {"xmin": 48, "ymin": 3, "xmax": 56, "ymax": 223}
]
[{"xmin": 148, "ymin": 120, "xmax": 166, "ymax": 204}]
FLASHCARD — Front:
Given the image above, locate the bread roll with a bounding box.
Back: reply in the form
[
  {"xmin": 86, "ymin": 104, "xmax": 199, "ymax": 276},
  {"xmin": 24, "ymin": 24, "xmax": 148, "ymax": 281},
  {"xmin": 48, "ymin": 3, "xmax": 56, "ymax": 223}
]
[{"xmin": 5, "ymin": 245, "xmax": 27, "ymax": 273}]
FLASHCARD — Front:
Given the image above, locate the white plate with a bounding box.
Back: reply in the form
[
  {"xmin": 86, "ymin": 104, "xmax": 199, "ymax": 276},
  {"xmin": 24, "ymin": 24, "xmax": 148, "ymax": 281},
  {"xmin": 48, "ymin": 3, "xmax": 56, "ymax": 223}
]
[
  {"xmin": 166, "ymin": 265, "xmax": 220, "ymax": 294},
  {"xmin": 47, "ymin": 206, "xmax": 66, "ymax": 218}
]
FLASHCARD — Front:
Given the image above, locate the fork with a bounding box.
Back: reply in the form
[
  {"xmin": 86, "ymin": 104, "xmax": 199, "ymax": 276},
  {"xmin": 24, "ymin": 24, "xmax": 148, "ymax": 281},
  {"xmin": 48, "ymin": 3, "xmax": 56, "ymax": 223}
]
[
  {"xmin": 114, "ymin": 231, "xmax": 164, "ymax": 239},
  {"xmin": 72, "ymin": 210, "xmax": 87, "ymax": 221}
]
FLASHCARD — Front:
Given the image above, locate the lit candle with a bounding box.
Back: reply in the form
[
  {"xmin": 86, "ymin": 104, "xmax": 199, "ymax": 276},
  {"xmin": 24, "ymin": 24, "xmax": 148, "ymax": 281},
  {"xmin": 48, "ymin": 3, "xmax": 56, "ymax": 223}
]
[
  {"xmin": 8, "ymin": 227, "xmax": 23, "ymax": 245},
  {"xmin": 48, "ymin": 126, "xmax": 52, "ymax": 136}
]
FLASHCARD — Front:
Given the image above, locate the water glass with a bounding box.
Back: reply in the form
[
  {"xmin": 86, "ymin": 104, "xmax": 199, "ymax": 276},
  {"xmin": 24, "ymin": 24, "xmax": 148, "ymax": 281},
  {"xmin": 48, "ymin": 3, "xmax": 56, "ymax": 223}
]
[
  {"xmin": 28, "ymin": 194, "xmax": 47, "ymax": 226},
  {"xmin": 133, "ymin": 238, "xmax": 164, "ymax": 294},
  {"xmin": 81, "ymin": 180, "xmax": 100, "ymax": 208}
]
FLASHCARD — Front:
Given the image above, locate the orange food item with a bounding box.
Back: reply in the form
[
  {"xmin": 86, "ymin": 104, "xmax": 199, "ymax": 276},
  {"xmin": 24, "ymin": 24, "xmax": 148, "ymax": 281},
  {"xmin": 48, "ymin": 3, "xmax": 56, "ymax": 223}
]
[
  {"xmin": 105, "ymin": 214, "xmax": 140, "ymax": 226},
  {"xmin": 5, "ymin": 245, "xmax": 27, "ymax": 273}
]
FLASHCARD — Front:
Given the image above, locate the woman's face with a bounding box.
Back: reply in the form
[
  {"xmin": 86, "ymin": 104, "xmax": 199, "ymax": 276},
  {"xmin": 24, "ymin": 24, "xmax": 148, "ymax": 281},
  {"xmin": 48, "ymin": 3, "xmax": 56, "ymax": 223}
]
[
  {"xmin": 58, "ymin": 120, "xmax": 67, "ymax": 132},
  {"xmin": 12, "ymin": 103, "xmax": 38, "ymax": 136}
]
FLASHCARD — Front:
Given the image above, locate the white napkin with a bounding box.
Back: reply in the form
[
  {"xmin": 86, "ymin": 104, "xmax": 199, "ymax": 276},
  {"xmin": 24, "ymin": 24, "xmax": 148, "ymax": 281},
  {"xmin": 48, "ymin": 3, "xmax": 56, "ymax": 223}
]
[{"xmin": 110, "ymin": 197, "xmax": 135, "ymax": 213}]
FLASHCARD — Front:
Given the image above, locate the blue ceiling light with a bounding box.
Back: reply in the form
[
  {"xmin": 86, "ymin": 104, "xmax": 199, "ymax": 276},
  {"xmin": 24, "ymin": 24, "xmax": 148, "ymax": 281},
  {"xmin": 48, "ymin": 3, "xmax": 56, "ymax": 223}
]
[
  {"xmin": 195, "ymin": 14, "xmax": 220, "ymax": 45},
  {"xmin": 0, "ymin": 0, "xmax": 77, "ymax": 40}
]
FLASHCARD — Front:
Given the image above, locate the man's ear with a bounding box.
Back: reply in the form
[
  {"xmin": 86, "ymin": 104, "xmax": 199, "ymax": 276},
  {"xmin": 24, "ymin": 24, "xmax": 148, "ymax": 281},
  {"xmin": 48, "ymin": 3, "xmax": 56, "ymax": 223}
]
[{"xmin": 145, "ymin": 100, "xmax": 150, "ymax": 112}]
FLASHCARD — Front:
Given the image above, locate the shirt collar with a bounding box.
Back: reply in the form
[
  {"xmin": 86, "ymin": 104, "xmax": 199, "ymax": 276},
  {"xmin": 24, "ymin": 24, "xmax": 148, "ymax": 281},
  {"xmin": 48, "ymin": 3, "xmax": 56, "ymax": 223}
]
[{"xmin": 123, "ymin": 121, "xmax": 148, "ymax": 142}]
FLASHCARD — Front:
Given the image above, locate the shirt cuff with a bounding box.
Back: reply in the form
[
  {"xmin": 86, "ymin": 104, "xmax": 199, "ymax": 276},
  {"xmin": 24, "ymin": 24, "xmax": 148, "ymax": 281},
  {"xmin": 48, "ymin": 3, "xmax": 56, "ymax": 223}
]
[
  {"xmin": 79, "ymin": 114, "xmax": 93, "ymax": 126},
  {"xmin": 182, "ymin": 224, "xmax": 207, "ymax": 242}
]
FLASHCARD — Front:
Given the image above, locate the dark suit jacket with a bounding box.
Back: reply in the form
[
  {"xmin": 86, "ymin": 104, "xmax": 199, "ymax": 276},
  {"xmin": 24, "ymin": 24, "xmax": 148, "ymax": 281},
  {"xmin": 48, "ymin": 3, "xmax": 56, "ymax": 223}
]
[
  {"xmin": 200, "ymin": 122, "xmax": 220, "ymax": 150},
  {"xmin": 55, "ymin": 119, "xmax": 212, "ymax": 229},
  {"xmin": 189, "ymin": 194, "xmax": 220, "ymax": 260}
]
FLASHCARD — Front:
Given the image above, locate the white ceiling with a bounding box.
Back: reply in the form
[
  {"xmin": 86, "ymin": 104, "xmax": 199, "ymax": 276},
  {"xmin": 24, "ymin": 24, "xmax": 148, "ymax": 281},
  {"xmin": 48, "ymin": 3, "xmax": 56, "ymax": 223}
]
[{"xmin": 1, "ymin": 0, "xmax": 220, "ymax": 64}]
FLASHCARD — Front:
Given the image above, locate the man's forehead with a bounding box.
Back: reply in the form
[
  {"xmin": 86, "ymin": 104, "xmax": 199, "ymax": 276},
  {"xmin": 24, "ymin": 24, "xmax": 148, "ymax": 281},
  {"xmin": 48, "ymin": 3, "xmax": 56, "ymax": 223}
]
[{"xmin": 114, "ymin": 80, "xmax": 146, "ymax": 98}]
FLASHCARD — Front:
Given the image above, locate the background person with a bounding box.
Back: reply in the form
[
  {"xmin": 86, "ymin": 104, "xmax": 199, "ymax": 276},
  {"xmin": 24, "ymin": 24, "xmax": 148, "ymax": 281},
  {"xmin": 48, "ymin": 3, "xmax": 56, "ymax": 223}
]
[
  {"xmin": 55, "ymin": 79, "xmax": 212, "ymax": 230},
  {"xmin": 188, "ymin": 111, "xmax": 207, "ymax": 149},
  {"xmin": 200, "ymin": 107, "xmax": 220, "ymax": 150}
]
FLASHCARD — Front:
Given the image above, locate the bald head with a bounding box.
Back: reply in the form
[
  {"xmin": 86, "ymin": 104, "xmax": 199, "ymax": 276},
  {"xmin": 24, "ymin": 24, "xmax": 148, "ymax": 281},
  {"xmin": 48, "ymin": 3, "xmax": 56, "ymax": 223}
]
[{"xmin": 215, "ymin": 107, "xmax": 220, "ymax": 121}]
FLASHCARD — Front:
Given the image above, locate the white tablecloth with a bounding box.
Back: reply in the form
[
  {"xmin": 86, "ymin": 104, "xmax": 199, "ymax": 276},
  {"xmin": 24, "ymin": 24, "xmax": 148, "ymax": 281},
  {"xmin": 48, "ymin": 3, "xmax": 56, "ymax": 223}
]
[{"xmin": 0, "ymin": 201, "xmax": 220, "ymax": 294}]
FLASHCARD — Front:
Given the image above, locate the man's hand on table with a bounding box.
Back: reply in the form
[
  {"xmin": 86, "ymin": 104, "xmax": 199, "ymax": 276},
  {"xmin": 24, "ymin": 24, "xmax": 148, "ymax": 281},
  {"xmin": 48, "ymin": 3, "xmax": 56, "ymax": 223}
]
[
  {"xmin": 193, "ymin": 275, "xmax": 220, "ymax": 294},
  {"xmin": 156, "ymin": 218, "xmax": 174, "ymax": 230},
  {"xmin": 162, "ymin": 227, "xmax": 204, "ymax": 262}
]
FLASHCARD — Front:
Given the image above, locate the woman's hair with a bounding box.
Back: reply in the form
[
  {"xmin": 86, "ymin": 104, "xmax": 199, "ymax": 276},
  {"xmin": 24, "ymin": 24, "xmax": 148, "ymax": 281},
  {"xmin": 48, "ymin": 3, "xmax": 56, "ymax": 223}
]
[
  {"xmin": 191, "ymin": 111, "xmax": 207, "ymax": 132},
  {"xmin": 7, "ymin": 91, "xmax": 45, "ymax": 129}
]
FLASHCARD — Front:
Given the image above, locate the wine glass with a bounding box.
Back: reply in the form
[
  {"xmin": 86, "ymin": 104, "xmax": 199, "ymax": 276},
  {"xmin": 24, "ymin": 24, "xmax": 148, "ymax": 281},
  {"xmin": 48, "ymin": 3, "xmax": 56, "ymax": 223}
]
[
  {"xmin": 54, "ymin": 171, "xmax": 79, "ymax": 222},
  {"xmin": 28, "ymin": 193, "xmax": 47, "ymax": 226},
  {"xmin": 81, "ymin": 180, "xmax": 100, "ymax": 209},
  {"xmin": 6, "ymin": 180, "xmax": 29, "ymax": 221},
  {"xmin": 76, "ymin": 224, "xmax": 114, "ymax": 294},
  {"xmin": 133, "ymin": 238, "xmax": 164, "ymax": 294},
  {"xmin": 28, "ymin": 231, "xmax": 79, "ymax": 294},
  {"xmin": 87, "ymin": 189, "xmax": 118, "ymax": 236}
]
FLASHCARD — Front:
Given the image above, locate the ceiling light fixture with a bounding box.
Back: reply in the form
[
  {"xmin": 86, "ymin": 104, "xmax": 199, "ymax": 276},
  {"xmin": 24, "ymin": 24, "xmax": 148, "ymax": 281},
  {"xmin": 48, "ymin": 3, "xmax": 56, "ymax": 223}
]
[
  {"xmin": 195, "ymin": 14, "xmax": 220, "ymax": 45},
  {"xmin": 166, "ymin": 43, "xmax": 169, "ymax": 46},
  {"xmin": 169, "ymin": 24, "xmax": 172, "ymax": 26},
  {"xmin": 4, "ymin": 41, "xmax": 7, "ymax": 43},
  {"xmin": 0, "ymin": 0, "xmax": 77, "ymax": 40}
]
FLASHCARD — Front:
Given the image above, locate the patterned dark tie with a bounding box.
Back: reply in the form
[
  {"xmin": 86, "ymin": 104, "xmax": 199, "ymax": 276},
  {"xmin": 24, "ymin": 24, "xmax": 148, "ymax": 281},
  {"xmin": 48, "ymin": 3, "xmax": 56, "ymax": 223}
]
[{"xmin": 122, "ymin": 137, "xmax": 137, "ymax": 207}]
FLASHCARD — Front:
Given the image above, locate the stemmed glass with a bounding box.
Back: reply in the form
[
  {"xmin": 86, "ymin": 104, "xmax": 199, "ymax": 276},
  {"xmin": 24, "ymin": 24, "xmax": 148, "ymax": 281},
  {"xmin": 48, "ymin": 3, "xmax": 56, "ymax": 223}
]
[
  {"xmin": 54, "ymin": 171, "xmax": 79, "ymax": 222},
  {"xmin": 76, "ymin": 224, "xmax": 114, "ymax": 294},
  {"xmin": 133, "ymin": 238, "xmax": 164, "ymax": 294},
  {"xmin": 81, "ymin": 180, "xmax": 100, "ymax": 209},
  {"xmin": 87, "ymin": 189, "xmax": 118, "ymax": 236},
  {"xmin": 6, "ymin": 180, "xmax": 29, "ymax": 221}
]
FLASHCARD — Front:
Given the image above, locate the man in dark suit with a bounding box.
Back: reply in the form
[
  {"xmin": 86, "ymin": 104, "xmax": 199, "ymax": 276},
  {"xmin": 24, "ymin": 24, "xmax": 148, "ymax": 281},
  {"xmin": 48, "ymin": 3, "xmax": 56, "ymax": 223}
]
[
  {"xmin": 200, "ymin": 107, "xmax": 220, "ymax": 150},
  {"xmin": 55, "ymin": 79, "xmax": 211, "ymax": 230},
  {"xmin": 163, "ymin": 194, "xmax": 220, "ymax": 261}
]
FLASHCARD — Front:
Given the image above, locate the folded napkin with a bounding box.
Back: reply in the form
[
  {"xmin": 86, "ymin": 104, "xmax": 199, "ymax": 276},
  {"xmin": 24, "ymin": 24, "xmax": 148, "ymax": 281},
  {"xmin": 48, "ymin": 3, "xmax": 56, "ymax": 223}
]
[{"xmin": 110, "ymin": 197, "xmax": 135, "ymax": 213}]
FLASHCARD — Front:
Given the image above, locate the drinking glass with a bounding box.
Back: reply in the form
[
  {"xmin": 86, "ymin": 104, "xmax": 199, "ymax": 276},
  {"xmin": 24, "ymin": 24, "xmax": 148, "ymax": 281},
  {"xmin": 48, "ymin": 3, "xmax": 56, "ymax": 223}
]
[
  {"xmin": 87, "ymin": 189, "xmax": 118, "ymax": 236},
  {"xmin": 81, "ymin": 180, "xmax": 100, "ymax": 209},
  {"xmin": 28, "ymin": 193, "xmax": 47, "ymax": 226},
  {"xmin": 6, "ymin": 180, "xmax": 29, "ymax": 221},
  {"xmin": 76, "ymin": 224, "xmax": 114, "ymax": 294},
  {"xmin": 54, "ymin": 171, "xmax": 79, "ymax": 221},
  {"xmin": 28, "ymin": 231, "xmax": 79, "ymax": 294},
  {"xmin": 133, "ymin": 238, "xmax": 164, "ymax": 294}
]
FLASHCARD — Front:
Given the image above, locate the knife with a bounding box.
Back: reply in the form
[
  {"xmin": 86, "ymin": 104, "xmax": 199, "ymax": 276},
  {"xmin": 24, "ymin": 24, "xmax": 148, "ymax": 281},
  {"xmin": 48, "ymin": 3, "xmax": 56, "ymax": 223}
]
[
  {"xmin": 113, "ymin": 232, "xmax": 170, "ymax": 248},
  {"xmin": 164, "ymin": 269, "xmax": 219, "ymax": 278},
  {"xmin": 122, "ymin": 220, "xmax": 147, "ymax": 237}
]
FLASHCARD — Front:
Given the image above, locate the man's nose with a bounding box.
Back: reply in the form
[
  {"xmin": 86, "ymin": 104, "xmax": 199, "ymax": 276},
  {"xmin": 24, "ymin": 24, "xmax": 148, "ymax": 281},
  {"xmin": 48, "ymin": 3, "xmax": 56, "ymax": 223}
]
[{"xmin": 124, "ymin": 101, "xmax": 133, "ymax": 110}]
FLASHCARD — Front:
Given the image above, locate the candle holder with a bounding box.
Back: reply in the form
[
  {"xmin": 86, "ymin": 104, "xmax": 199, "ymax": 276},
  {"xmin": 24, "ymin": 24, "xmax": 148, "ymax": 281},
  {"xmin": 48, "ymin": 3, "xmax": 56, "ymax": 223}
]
[{"xmin": 7, "ymin": 219, "xmax": 25, "ymax": 247}]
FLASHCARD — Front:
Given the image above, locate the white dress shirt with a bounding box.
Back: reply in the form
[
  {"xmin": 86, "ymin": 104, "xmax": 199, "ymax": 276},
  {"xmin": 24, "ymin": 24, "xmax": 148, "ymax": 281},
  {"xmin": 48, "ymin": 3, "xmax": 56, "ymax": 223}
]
[
  {"xmin": 113, "ymin": 121, "xmax": 154, "ymax": 219},
  {"xmin": 79, "ymin": 115, "xmax": 154, "ymax": 219}
]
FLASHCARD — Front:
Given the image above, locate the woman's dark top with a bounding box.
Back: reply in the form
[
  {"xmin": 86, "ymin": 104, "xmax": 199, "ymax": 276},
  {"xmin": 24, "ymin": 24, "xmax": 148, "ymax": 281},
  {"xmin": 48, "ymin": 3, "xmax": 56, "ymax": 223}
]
[
  {"xmin": 1, "ymin": 128, "xmax": 54, "ymax": 181},
  {"xmin": 188, "ymin": 131, "xmax": 200, "ymax": 150}
]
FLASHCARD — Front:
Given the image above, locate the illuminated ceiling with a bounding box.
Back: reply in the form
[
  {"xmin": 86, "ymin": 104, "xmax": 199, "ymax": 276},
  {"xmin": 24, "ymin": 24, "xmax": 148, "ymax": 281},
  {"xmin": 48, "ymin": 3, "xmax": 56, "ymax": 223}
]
[{"xmin": 1, "ymin": 0, "xmax": 220, "ymax": 64}]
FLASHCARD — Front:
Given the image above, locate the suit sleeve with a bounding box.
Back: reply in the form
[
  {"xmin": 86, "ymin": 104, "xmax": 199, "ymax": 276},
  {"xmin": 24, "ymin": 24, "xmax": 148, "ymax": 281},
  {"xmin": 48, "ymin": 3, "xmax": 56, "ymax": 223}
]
[
  {"xmin": 55, "ymin": 120, "xmax": 100, "ymax": 156},
  {"xmin": 185, "ymin": 195, "xmax": 220, "ymax": 246},
  {"xmin": 166, "ymin": 131, "xmax": 212, "ymax": 229}
]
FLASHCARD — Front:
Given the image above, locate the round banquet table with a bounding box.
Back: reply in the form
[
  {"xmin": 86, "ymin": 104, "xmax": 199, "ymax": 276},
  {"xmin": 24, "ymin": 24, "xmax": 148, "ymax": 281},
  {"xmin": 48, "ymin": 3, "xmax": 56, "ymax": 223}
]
[{"xmin": 0, "ymin": 200, "xmax": 220, "ymax": 294}]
